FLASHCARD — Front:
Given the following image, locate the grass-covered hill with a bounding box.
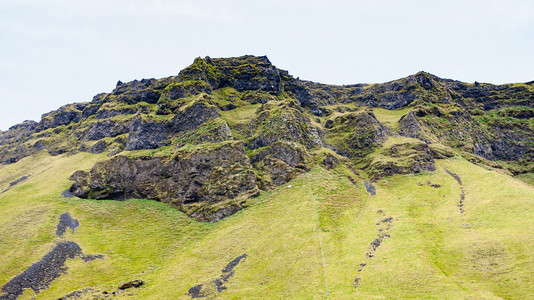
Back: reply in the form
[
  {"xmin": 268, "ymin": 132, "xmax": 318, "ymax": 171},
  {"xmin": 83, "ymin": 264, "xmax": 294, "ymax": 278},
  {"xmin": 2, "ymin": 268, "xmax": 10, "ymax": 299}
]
[{"xmin": 1, "ymin": 55, "xmax": 533, "ymax": 299}]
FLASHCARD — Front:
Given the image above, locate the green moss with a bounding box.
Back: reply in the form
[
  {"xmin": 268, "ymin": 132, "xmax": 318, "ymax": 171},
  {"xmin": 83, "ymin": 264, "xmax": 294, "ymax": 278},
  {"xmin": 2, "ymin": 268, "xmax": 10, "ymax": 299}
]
[
  {"xmin": 122, "ymin": 145, "xmax": 175, "ymax": 158},
  {"xmin": 159, "ymin": 80, "xmax": 212, "ymax": 103},
  {"xmin": 175, "ymin": 118, "xmax": 231, "ymax": 147},
  {"xmin": 363, "ymin": 137, "xmax": 433, "ymax": 179}
]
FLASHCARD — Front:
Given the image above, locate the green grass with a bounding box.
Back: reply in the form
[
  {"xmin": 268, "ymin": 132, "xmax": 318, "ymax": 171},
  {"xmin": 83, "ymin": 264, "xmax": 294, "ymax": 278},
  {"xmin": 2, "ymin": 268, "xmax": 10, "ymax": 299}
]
[
  {"xmin": 220, "ymin": 104, "xmax": 260, "ymax": 127},
  {"xmin": 1, "ymin": 151, "xmax": 534, "ymax": 299},
  {"xmin": 373, "ymin": 107, "xmax": 411, "ymax": 131},
  {"xmin": 516, "ymin": 172, "xmax": 534, "ymax": 186}
]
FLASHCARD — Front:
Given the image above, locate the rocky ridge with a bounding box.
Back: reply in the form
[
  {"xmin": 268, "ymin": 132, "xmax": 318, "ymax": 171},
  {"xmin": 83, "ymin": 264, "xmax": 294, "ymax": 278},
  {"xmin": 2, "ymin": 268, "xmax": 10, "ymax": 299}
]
[{"xmin": 1, "ymin": 55, "xmax": 533, "ymax": 221}]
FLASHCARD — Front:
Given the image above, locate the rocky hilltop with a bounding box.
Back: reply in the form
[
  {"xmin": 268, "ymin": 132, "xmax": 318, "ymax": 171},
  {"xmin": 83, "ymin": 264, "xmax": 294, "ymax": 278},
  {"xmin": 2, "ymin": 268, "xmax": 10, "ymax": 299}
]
[{"xmin": 1, "ymin": 55, "xmax": 533, "ymax": 221}]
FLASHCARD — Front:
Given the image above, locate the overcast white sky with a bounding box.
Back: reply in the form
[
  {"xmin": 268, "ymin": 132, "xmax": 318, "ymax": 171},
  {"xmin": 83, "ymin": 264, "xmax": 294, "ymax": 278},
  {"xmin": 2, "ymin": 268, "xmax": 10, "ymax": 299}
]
[{"xmin": 1, "ymin": 0, "xmax": 533, "ymax": 130}]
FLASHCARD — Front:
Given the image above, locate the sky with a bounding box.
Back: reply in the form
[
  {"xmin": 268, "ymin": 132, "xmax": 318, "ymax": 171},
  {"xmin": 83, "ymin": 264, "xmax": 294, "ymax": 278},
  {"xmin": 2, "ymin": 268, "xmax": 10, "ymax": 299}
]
[{"xmin": 1, "ymin": 0, "xmax": 533, "ymax": 130}]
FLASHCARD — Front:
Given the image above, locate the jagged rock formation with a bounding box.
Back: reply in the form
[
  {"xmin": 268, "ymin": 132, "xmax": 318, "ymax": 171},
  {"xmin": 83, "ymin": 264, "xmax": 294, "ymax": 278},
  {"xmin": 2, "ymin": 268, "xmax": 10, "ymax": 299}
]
[{"xmin": 1, "ymin": 55, "xmax": 533, "ymax": 221}]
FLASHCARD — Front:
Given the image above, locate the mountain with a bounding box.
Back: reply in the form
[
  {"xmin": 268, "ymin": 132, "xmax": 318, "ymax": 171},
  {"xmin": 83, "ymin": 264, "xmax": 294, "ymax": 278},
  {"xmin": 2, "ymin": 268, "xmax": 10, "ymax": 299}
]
[{"xmin": 1, "ymin": 55, "xmax": 533, "ymax": 299}]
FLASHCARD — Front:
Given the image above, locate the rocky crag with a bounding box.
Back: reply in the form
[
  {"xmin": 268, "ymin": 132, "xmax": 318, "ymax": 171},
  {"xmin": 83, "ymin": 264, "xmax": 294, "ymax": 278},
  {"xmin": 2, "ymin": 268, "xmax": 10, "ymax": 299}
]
[{"xmin": 1, "ymin": 55, "xmax": 533, "ymax": 221}]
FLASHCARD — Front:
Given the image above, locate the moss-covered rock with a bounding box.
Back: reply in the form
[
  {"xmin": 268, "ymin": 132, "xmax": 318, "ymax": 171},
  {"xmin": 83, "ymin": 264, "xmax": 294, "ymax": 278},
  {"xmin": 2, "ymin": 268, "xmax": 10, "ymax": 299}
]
[
  {"xmin": 246, "ymin": 99, "xmax": 323, "ymax": 149},
  {"xmin": 325, "ymin": 110, "xmax": 389, "ymax": 159},
  {"xmin": 177, "ymin": 55, "xmax": 282, "ymax": 94},
  {"xmin": 249, "ymin": 141, "xmax": 312, "ymax": 188},
  {"xmin": 162, "ymin": 80, "xmax": 212, "ymax": 100},
  {"xmin": 38, "ymin": 103, "xmax": 85, "ymax": 131},
  {"xmin": 125, "ymin": 95, "xmax": 221, "ymax": 150},
  {"xmin": 69, "ymin": 142, "xmax": 259, "ymax": 222},
  {"xmin": 364, "ymin": 138, "xmax": 436, "ymax": 180}
]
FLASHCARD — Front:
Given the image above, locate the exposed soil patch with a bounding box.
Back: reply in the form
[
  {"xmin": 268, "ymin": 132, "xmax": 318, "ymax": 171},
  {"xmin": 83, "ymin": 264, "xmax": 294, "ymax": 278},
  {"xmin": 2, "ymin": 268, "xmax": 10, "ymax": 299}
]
[
  {"xmin": 188, "ymin": 254, "xmax": 247, "ymax": 298},
  {"xmin": 58, "ymin": 287, "xmax": 95, "ymax": 299},
  {"xmin": 1, "ymin": 175, "xmax": 30, "ymax": 194},
  {"xmin": 444, "ymin": 169, "xmax": 462, "ymax": 185},
  {"xmin": 56, "ymin": 212, "xmax": 80, "ymax": 237},
  {"xmin": 354, "ymin": 212, "xmax": 393, "ymax": 289},
  {"xmin": 81, "ymin": 254, "xmax": 105, "ymax": 262},
  {"xmin": 1, "ymin": 213, "xmax": 104, "ymax": 300},
  {"xmin": 61, "ymin": 190, "xmax": 75, "ymax": 198},
  {"xmin": 58, "ymin": 287, "xmax": 138, "ymax": 299},
  {"xmin": 0, "ymin": 241, "xmax": 82, "ymax": 299},
  {"xmin": 416, "ymin": 181, "xmax": 441, "ymax": 188},
  {"xmin": 364, "ymin": 181, "xmax": 376, "ymax": 196}
]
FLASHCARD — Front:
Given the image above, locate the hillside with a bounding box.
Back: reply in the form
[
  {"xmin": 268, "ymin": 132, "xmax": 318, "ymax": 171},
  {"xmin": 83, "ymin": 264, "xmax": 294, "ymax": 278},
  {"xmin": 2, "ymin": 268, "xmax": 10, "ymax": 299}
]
[{"xmin": 1, "ymin": 55, "xmax": 534, "ymax": 299}]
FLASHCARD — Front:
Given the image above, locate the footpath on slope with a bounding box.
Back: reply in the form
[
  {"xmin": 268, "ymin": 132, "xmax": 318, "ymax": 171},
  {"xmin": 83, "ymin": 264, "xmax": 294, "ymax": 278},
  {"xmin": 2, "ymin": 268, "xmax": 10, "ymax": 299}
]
[{"xmin": 306, "ymin": 173, "xmax": 330, "ymax": 299}]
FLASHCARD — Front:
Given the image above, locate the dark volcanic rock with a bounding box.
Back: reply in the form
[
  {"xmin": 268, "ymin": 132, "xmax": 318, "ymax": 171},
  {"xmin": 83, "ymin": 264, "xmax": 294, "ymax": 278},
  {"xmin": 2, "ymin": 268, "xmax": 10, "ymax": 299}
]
[
  {"xmin": 1, "ymin": 55, "xmax": 533, "ymax": 187},
  {"xmin": 364, "ymin": 181, "xmax": 376, "ymax": 196},
  {"xmin": 9, "ymin": 175, "xmax": 30, "ymax": 187},
  {"xmin": 124, "ymin": 116, "xmax": 168, "ymax": 150},
  {"xmin": 39, "ymin": 104, "xmax": 83, "ymax": 131},
  {"xmin": 250, "ymin": 141, "xmax": 311, "ymax": 188},
  {"xmin": 81, "ymin": 103, "xmax": 102, "ymax": 118},
  {"xmin": 84, "ymin": 119, "xmax": 129, "ymax": 141},
  {"xmin": 85, "ymin": 140, "xmax": 108, "ymax": 154},
  {"xmin": 0, "ymin": 121, "xmax": 37, "ymax": 143},
  {"xmin": 1, "ymin": 175, "xmax": 31, "ymax": 194},
  {"xmin": 61, "ymin": 190, "xmax": 75, "ymax": 198},
  {"xmin": 399, "ymin": 111, "xmax": 431, "ymax": 143},
  {"xmin": 69, "ymin": 142, "xmax": 259, "ymax": 222},
  {"xmin": 322, "ymin": 154, "xmax": 340, "ymax": 170},
  {"xmin": 178, "ymin": 55, "xmax": 282, "ymax": 94},
  {"xmin": 110, "ymin": 78, "xmax": 162, "ymax": 104},
  {"xmin": 0, "ymin": 121, "xmax": 38, "ymax": 164},
  {"xmin": 95, "ymin": 106, "xmax": 137, "ymax": 120},
  {"xmin": 125, "ymin": 97, "xmax": 221, "ymax": 151}
]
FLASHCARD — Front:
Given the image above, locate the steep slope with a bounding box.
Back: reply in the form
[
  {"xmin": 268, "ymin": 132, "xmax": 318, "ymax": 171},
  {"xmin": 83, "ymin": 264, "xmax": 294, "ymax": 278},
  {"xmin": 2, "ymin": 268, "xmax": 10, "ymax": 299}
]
[
  {"xmin": 1, "ymin": 151, "xmax": 533, "ymax": 299},
  {"xmin": 1, "ymin": 55, "xmax": 534, "ymax": 298}
]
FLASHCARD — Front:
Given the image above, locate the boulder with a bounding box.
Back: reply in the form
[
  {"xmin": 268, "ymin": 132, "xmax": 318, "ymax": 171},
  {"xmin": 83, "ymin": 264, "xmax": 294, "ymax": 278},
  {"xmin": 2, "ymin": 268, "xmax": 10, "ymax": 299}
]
[{"xmin": 118, "ymin": 280, "xmax": 143, "ymax": 290}]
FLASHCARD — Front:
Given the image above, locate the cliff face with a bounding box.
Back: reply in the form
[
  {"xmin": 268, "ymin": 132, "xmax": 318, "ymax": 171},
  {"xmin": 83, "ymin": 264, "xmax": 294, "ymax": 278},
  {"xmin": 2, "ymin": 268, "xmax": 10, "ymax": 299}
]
[{"xmin": 2, "ymin": 55, "xmax": 533, "ymax": 221}]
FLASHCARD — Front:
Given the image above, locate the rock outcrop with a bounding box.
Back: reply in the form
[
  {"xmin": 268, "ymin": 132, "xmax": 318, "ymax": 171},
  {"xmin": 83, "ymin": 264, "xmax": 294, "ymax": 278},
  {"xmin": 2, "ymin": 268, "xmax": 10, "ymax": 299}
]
[
  {"xmin": 125, "ymin": 96, "xmax": 222, "ymax": 150},
  {"xmin": 178, "ymin": 55, "xmax": 282, "ymax": 93},
  {"xmin": 250, "ymin": 141, "xmax": 312, "ymax": 188},
  {"xmin": 325, "ymin": 111, "xmax": 389, "ymax": 158},
  {"xmin": 69, "ymin": 142, "xmax": 259, "ymax": 222},
  {"xmin": 246, "ymin": 99, "xmax": 323, "ymax": 149},
  {"xmin": 364, "ymin": 138, "xmax": 436, "ymax": 180}
]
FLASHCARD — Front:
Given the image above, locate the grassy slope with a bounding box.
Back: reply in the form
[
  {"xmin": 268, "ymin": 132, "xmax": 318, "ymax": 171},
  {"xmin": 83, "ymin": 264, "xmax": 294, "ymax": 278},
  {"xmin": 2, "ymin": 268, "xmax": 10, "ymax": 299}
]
[{"xmin": 1, "ymin": 152, "xmax": 533, "ymax": 299}]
